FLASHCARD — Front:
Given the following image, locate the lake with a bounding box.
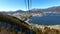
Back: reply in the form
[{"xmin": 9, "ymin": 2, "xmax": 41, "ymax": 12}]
[{"xmin": 29, "ymin": 13, "xmax": 60, "ymax": 25}]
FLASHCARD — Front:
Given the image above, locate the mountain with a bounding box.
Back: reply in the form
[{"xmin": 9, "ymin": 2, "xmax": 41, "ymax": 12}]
[
  {"xmin": 43, "ymin": 6, "xmax": 60, "ymax": 12},
  {"xmin": 0, "ymin": 6, "xmax": 60, "ymax": 14},
  {"xmin": 27, "ymin": 6, "xmax": 60, "ymax": 13}
]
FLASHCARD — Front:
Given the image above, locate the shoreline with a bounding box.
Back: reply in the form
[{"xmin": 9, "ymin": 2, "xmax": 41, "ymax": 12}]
[
  {"xmin": 24, "ymin": 18, "xmax": 60, "ymax": 30},
  {"xmin": 29, "ymin": 23, "xmax": 60, "ymax": 30}
]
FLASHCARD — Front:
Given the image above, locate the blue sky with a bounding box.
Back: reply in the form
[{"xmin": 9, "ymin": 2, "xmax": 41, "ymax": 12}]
[{"xmin": 0, "ymin": 0, "xmax": 60, "ymax": 11}]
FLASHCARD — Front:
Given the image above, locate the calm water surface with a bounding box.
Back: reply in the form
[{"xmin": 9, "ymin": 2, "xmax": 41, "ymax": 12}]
[{"xmin": 29, "ymin": 13, "xmax": 60, "ymax": 25}]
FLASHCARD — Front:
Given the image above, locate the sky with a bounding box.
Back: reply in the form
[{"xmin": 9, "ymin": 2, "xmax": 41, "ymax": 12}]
[{"xmin": 0, "ymin": 0, "xmax": 60, "ymax": 11}]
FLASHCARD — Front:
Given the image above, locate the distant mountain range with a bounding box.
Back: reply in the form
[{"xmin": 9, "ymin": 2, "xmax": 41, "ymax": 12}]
[{"xmin": 0, "ymin": 6, "xmax": 60, "ymax": 14}]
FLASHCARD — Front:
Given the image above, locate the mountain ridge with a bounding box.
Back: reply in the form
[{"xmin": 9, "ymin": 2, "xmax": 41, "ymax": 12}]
[{"xmin": 0, "ymin": 6, "xmax": 60, "ymax": 14}]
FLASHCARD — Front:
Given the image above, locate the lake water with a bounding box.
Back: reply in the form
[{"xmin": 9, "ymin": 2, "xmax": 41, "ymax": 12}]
[{"xmin": 29, "ymin": 13, "xmax": 60, "ymax": 25}]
